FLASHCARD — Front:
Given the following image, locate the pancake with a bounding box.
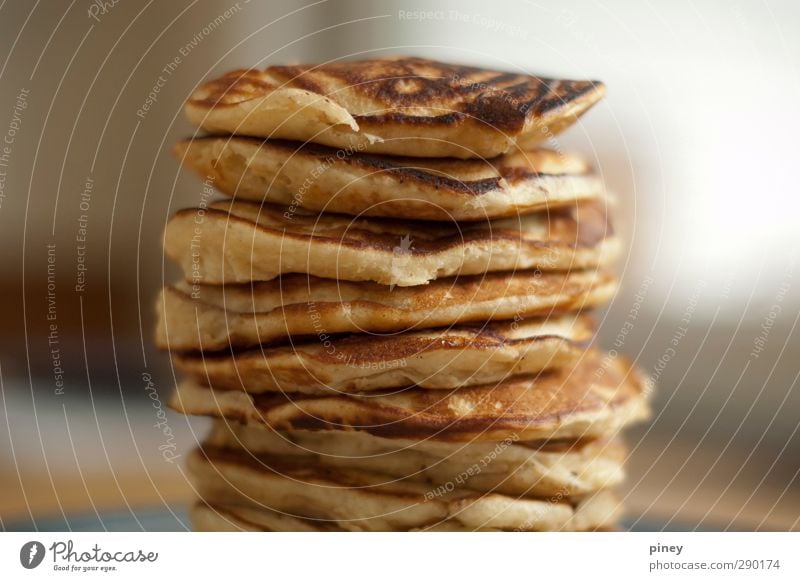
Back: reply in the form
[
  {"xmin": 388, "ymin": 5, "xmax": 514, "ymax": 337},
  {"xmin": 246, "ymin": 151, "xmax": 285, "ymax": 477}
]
[
  {"xmin": 184, "ymin": 57, "xmax": 604, "ymax": 159},
  {"xmin": 190, "ymin": 502, "xmax": 483, "ymax": 531},
  {"xmin": 206, "ymin": 420, "xmax": 627, "ymax": 498},
  {"xmin": 156, "ymin": 269, "xmax": 618, "ymax": 351},
  {"xmin": 191, "ymin": 502, "xmax": 619, "ymax": 532},
  {"xmin": 174, "ymin": 137, "xmax": 603, "ymax": 221},
  {"xmin": 169, "ymin": 352, "xmax": 651, "ymax": 442},
  {"xmin": 172, "ymin": 314, "xmax": 593, "ymax": 393},
  {"xmin": 188, "ymin": 447, "xmax": 621, "ymax": 531},
  {"xmin": 164, "ymin": 199, "xmax": 617, "ymax": 286},
  {"xmin": 191, "ymin": 502, "xmax": 339, "ymax": 532}
]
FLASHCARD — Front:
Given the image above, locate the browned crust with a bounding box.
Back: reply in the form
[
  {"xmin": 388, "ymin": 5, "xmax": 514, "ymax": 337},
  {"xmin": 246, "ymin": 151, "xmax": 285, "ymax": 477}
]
[
  {"xmin": 178, "ymin": 332, "xmax": 583, "ymax": 362},
  {"xmin": 177, "ymin": 136, "xmax": 592, "ymax": 197},
  {"xmin": 252, "ymin": 383, "xmax": 634, "ymax": 440},
  {"xmin": 158, "ymin": 269, "xmax": 617, "ymax": 351},
  {"xmin": 173, "ymin": 353, "xmax": 649, "ymax": 441},
  {"xmin": 169, "ymin": 199, "xmax": 611, "ymax": 255},
  {"xmin": 173, "ymin": 314, "xmax": 593, "ymax": 359},
  {"xmin": 190, "ymin": 58, "xmax": 604, "ymax": 133},
  {"xmin": 182, "ymin": 268, "xmax": 614, "ymax": 310}
]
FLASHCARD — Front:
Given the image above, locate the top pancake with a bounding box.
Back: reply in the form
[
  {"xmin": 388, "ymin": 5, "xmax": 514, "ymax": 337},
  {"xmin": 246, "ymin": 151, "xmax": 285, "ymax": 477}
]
[
  {"xmin": 185, "ymin": 56, "xmax": 605, "ymax": 159},
  {"xmin": 173, "ymin": 137, "xmax": 603, "ymax": 221}
]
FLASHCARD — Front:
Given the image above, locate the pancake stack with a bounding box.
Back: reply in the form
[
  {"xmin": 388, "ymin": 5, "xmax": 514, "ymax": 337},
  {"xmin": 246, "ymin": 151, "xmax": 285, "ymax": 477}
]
[{"xmin": 158, "ymin": 57, "xmax": 651, "ymax": 531}]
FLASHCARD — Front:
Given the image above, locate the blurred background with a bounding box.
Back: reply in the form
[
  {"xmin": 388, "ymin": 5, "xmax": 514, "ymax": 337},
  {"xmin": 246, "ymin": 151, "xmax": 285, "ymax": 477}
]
[{"xmin": 0, "ymin": 0, "xmax": 798, "ymax": 531}]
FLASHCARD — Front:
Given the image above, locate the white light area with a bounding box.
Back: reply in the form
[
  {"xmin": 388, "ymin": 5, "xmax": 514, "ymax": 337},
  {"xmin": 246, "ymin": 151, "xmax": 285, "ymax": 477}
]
[{"xmin": 648, "ymin": 55, "xmax": 800, "ymax": 316}]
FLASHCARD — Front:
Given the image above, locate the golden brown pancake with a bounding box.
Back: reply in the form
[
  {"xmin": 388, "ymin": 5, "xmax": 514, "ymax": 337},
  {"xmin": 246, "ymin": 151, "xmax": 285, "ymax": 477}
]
[
  {"xmin": 188, "ymin": 447, "xmax": 621, "ymax": 531},
  {"xmin": 190, "ymin": 502, "xmax": 489, "ymax": 531},
  {"xmin": 164, "ymin": 199, "xmax": 617, "ymax": 286},
  {"xmin": 172, "ymin": 314, "xmax": 593, "ymax": 393},
  {"xmin": 184, "ymin": 57, "xmax": 605, "ymax": 159},
  {"xmin": 207, "ymin": 420, "xmax": 627, "ymax": 498},
  {"xmin": 169, "ymin": 352, "xmax": 651, "ymax": 442},
  {"xmin": 190, "ymin": 501, "xmax": 619, "ymax": 532},
  {"xmin": 174, "ymin": 137, "xmax": 603, "ymax": 221},
  {"xmin": 191, "ymin": 502, "xmax": 339, "ymax": 532},
  {"xmin": 156, "ymin": 269, "xmax": 617, "ymax": 351}
]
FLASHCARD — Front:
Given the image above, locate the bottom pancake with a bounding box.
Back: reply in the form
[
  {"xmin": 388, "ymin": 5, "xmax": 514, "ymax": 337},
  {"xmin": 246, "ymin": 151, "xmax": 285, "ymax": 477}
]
[
  {"xmin": 191, "ymin": 502, "xmax": 622, "ymax": 532},
  {"xmin": 191, "ymin": 501, "xmax": 339, "ymax": 532},
  {"xmin": 206, "ymin": 420, "xmax": 627, "ymax": 498},
  {"xmin": 188, "ymin": 447, "xmax": 621, "ymax": 532}
]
